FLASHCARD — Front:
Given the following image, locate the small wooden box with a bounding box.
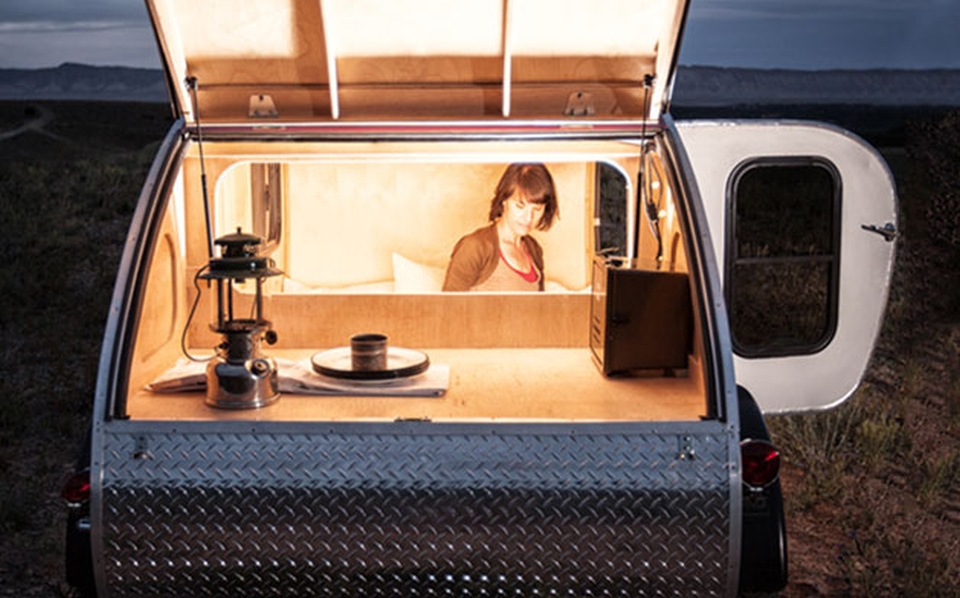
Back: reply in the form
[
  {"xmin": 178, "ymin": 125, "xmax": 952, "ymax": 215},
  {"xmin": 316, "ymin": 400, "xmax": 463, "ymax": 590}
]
[{"xmin": 590, "ymin": 257, "xmax": 693, "ymax": 376}]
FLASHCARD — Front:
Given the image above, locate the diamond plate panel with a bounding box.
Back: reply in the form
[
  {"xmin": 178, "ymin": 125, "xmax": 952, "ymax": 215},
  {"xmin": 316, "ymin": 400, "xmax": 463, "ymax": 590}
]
[{"xmin": 99, "ymin": 426, "xmax": 733, "ymax": 597}]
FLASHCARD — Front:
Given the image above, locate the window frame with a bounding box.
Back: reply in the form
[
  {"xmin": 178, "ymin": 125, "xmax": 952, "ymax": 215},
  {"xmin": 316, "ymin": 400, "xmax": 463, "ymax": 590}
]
[
  {"xmin": 250, "ymin": 162, "xmax": 283, "ymax": 255},
  {"xmin": 724, "ymin": 156, "xmax": 843, "ymax": 359}
]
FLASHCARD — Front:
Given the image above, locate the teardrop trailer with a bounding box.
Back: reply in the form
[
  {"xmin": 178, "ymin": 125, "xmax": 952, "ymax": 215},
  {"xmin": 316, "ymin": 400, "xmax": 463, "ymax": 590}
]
[{"xmin": 61, "ymin": 0, "xmax": 899, "ymax": 596}]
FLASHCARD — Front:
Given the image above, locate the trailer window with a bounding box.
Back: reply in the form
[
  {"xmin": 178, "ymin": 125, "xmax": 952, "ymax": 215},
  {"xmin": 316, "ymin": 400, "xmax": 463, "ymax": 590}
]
[
  {"xmin": 595, "ymin": 162, "xmax": 627, "ymax": 256},
  {"xmin": 727, "ymin": 159, "xmax": 840, "ymax": 357}
]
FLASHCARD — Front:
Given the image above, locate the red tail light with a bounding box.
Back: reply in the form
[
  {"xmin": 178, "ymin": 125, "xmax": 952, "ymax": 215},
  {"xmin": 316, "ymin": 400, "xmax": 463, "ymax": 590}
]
[
  {"xmin": 741, "ymin": 439, "xmax": 781, "ymax": 489},
  {"xmin": 61, "ymin": 470, "xmax": 91, "ymax": 506}
]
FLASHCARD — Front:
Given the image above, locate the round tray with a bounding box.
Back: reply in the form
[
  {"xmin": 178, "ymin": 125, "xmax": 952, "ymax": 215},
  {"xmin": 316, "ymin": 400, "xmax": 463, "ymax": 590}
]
[{"xmin": 310, "ymin": 347, "xmax": 430, "ymax": 381}]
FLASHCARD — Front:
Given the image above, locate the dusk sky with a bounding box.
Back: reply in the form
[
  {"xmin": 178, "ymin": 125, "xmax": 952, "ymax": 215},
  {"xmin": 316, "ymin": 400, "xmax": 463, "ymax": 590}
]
[{"xmin": 0, "ymin": 0, "xmax": 958, "ymax": 71}]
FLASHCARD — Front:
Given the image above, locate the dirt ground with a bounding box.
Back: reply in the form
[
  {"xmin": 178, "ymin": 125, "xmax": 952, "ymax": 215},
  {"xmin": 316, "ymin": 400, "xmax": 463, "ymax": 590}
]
[
  {"xmin": 779, "ymin": 324, "xmax": 960, "ymax": 597},
  {"xmin": 780, "ymin": 338, "xmax": 960, "ymax": 596}
]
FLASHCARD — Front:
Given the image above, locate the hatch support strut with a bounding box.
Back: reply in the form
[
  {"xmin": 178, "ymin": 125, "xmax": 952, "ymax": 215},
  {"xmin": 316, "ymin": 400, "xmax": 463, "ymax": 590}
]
[
  {"xmin": 186, "ymin": 76, "xmax": 215, "ymax": 259},
  {"xmin": 635, "ymin": 74, "xmax": 662, "ymax": 265}
]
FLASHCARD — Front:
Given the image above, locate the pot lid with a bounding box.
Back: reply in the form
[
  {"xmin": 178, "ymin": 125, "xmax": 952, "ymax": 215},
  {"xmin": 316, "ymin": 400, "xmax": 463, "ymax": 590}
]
[{"xmin": 146, "ymin": 0, "xmax": 688, "ymax": 126}]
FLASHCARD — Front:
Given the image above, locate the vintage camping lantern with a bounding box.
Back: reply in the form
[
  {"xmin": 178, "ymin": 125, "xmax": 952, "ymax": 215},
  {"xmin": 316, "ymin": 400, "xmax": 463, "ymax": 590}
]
[{"xmin": 200, "ymin": 228, "xmax": 282, "ymax": 409}]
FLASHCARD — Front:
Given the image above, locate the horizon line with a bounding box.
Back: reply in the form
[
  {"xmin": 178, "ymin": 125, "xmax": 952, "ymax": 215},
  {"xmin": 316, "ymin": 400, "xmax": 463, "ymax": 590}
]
[{"xmin": 1, "ymin": 62, "xmax": 960, "ymax": 74}]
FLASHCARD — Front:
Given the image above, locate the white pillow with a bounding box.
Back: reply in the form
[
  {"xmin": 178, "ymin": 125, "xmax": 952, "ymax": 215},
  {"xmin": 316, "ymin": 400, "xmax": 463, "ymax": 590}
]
[
  {"xmin": 283, "ymin": 277, "xmax": 326, "ymax": 293},
  {"xmin": 392, "ymin": 253, "xmax": 445, "ymax": 293},
  {"xmin": 544, "ymin": 280, "xmax": 592, "ymax": 293},
  {"xmin": 544, "ymin": 280, "xmax": 568, "ymax": 293}
]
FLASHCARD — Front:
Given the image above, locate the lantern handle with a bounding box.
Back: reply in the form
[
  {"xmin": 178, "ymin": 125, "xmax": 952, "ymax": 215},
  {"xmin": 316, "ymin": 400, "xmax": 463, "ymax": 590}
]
[{"xmin": 180, "ymin": 265, "xmax": 214, "ymax": 362}]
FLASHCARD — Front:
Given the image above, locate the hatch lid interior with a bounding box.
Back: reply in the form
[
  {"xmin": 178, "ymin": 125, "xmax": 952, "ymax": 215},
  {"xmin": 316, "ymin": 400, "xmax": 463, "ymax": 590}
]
[{"xmin": 146, "ymin": 0, "xmax": 689, "ymax": 125}]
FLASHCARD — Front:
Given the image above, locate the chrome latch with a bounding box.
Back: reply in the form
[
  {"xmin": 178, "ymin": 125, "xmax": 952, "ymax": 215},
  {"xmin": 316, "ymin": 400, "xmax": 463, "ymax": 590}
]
[
  {"xmin": 677, "ymin": 436, "xmax": 696, "ymax": 461},
  {"xmin": 861, "ymin": 222, "xmax": 898, "ymax": 242},
  {"xmin": 133, "ymin": 435, "xmax": 152, "ymax": 460}
]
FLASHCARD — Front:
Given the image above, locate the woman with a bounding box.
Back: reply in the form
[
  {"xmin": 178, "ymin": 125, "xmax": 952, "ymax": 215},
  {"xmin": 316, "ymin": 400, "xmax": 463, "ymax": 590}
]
[{"xmin": 442, "ymin": 163, "xmax": 559, "ymax": 292}]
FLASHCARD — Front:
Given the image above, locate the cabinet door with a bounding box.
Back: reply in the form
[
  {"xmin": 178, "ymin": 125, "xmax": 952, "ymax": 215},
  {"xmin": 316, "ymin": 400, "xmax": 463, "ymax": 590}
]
[{"xmin": 675, "ymin": 120, "xmax": 897, "ymax": 413}]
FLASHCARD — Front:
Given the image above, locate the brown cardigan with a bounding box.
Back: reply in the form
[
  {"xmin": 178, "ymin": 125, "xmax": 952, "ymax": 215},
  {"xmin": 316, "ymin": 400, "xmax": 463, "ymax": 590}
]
[{"xmin": 442, "ymin": 224, "xmax": 545, "ymax": 291}]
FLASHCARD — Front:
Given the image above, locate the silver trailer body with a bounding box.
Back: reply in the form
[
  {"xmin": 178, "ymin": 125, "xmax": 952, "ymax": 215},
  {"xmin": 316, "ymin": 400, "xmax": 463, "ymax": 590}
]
[{"xmin": 64, "ymin": 1, "xmax": 898, "ymax": 596}]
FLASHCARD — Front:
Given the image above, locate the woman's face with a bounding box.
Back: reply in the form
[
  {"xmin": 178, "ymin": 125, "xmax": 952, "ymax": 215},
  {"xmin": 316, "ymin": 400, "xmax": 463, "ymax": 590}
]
[{"xmin": 501, "ymin": 192, "xmax": 545, "ymax": 238}]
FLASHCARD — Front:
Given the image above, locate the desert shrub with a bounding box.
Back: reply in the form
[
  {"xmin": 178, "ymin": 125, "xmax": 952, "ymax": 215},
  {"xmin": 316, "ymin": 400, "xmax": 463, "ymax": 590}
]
[
  {"xmin": 0, "ymin": 150, "xmax": 151, "ymax": 431},
  {"xmin": 770, "ymin": 397, "xmax": 866, "ymax": 468},
  {"xmin": 917, "ymin": 451, "xmax": 960, "ymax": 507},
  {"xmin": 769, "ymin": 397, "xmax": 869, "ymax": 508},
  {"xmin": 855, "ymin": 414, "xmax": 904, "ymax": 472}
]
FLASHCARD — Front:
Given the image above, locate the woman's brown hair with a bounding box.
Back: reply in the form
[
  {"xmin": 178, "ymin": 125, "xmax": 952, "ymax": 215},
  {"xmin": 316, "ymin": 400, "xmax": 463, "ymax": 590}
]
[{"xmin": 488, "ymin": 163, "xmax": 559, "ymax": 231}]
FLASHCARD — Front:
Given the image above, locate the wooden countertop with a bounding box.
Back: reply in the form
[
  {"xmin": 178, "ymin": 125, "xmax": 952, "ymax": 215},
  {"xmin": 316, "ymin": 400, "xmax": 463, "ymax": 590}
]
[{"xmin": 126, "ymin": 348, "xmax": 705, "ymax": 423}]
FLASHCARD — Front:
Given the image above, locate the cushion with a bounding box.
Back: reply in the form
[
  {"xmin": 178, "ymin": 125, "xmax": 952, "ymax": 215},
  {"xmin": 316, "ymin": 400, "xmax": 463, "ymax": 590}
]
[{"xmin": 392, "ymin": 253, "xmax": 446, "ymax": 293}]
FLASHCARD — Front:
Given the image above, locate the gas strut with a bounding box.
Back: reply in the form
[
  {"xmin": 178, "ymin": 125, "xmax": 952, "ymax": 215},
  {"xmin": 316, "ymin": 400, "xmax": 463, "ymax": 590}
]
[
  {"xmin": 635, "ymin": 74, "xmax": 662, "ymax": 266},
  {"xmin": 186, "ymin": 76, "xmax": 215, "ymax": 259}
]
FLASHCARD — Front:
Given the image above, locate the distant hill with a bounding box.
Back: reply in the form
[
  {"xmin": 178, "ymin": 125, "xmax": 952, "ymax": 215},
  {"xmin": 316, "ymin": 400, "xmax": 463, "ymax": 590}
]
[
  {"xmin": 0, "ymin": 63, "xmax": 167, "ymax": 102},
  {"xmin": 673, "ymin": 66, "xmax": 960, "ymax": 107},
  {"xmin": 1, "ymin": 63, "xmax": 959, "ymax": 106}
]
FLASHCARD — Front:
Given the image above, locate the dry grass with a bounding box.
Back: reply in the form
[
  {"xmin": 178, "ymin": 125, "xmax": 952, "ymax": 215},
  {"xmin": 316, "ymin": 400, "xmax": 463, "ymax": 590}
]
[{"xmin": 0, "ymin": 101, "xmax": 168, "ymax": 596}]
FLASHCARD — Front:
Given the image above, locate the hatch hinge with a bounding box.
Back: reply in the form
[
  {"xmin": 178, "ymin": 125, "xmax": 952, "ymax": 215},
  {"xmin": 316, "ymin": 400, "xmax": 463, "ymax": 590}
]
[
  {"xmin": 249, "ymin": 94, "xmax": 279, "ymax": 118},
  {"xmin": 563, "ymin": 91, "xmax": 595, "ymax": 117}
]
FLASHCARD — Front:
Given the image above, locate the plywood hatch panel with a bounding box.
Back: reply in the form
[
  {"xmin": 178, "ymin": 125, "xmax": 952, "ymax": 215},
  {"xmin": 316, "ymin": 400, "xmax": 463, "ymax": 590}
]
[{"xmin": 146, "ymin": 0, "xmax": 688, "ymax": 124}]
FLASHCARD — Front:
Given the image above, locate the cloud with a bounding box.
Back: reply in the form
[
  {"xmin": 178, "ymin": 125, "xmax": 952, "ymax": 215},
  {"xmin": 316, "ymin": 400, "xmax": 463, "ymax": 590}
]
[{"xmin": 0, "ymin": 0, "xmax": 147, "ymax": 25}]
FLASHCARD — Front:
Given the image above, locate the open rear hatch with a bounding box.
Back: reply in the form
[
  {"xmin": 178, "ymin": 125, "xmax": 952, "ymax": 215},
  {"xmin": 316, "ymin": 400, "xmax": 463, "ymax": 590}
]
[{"xmin": 146, "ymin": 0, "xmax": 688, "ymax": 125}]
